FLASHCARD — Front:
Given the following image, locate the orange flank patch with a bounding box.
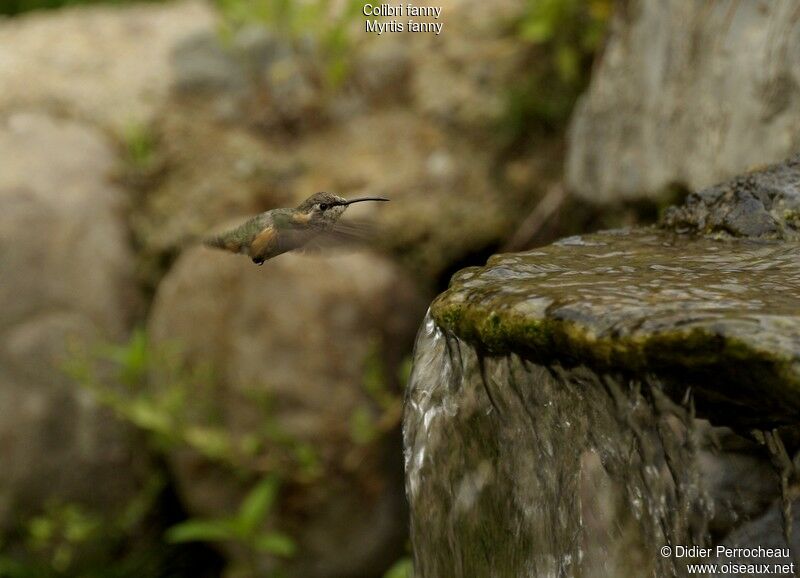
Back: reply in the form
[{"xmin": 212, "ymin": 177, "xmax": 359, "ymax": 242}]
[
  {"xmin": 291, "ymin": 212, "xmax": 312, "ymax": 225},
  {"xmin": 250, "ymin": 225, "xmax": 277, "ymax": 258}
]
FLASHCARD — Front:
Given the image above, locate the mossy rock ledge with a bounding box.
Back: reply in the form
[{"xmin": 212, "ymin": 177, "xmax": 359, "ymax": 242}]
[{"xmin": 431, "ymin": 159, "xmax": 800, "ymax": 429}]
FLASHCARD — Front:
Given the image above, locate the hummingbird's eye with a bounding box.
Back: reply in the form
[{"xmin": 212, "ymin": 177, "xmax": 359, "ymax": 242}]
[{"xmin": 319, "ymin": 203, "xmax": 329, "ymax": 211}]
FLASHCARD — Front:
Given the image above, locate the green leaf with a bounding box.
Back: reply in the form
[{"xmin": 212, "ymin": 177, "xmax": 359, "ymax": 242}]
[
  {"xmin": 252, "ymin": 532, "xmax": 296, "ymax": 557},
  {"xmin": 237, "ymin": 477, "xmax": 280, "ymax": 535},
  {"xmin": 555, "ymin": 44, "xmax": 580, "ymax": 84},
  {"xmin": 384, "ymin": 557, "xmax": 414, "ymax": 578},
  {"xmin": 349, "ymin": 405, "xmax": 378, "ymax": 445},
  {"xmin": 127, "ymin": 398, "xmax": 172, "ymax": 434},
  {"xmin": 519, "ymin": 18, "xmax": 553, "ymax": 43},
  {"xmin": 165, "ymin": 518, "xmax": 238, "ymax": 544}
]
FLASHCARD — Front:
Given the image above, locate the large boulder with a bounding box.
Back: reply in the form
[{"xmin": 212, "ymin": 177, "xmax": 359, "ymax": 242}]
[
  {"xmin": 567, "ymin": 0, "xmax": 800, "ymax": 203},
  {"xmin": 406, "ymin": 156, "xmax": 800, "ymax": 577},
  {"xmin": 0, "ymin": 0, "xmax": 214, "ymax": 131},
  {"xmin": 0, "ymin": 113, "xmax": 148, "ymax": 540},
  {"xmin": 148, "ymin": 246, "xmax": 426, "ymax": 577}
]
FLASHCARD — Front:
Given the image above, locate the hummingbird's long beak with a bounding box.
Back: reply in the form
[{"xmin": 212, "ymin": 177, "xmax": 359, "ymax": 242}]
[{"xmin": 340, "ymin": 197, "xmax": 390, "ymax": 206}]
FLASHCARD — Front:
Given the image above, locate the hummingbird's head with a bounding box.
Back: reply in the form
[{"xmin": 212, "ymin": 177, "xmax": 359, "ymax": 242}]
[{"xmin": 296, "ymin": 192, "xmax": 390, "ymax": 226}]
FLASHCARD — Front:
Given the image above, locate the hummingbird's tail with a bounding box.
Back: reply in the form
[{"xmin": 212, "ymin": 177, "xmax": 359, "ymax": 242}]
[
  {"xmin": 202, "ymin": 233, "xmax": 243, "ymax": 254},
  {"xmin": 202, "ymin": 235, "xmax": 227, "ymax": 251}
]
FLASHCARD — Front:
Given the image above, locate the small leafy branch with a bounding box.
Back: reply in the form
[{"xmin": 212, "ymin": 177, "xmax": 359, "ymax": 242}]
[
  {"xmin": 167, "ymin": 476, "xmax": 296, "ymax": 564},
  {"xmin": 0, "ymin": 472, "xmax": 166, "ymax": 577},
  {"xmin": 518, "ymin": 0, "xmax": 611, "ymax": 86},
  {"xmin": 65, "ymin": 328, "xmax": 407, "ymax": 574},
  {"xmin": 503, "ymin": 0, "xmax": 612, "ymax": 139},
  {"xmin": 349, "ymin": 340, "xmax": 407, "ymax": 446},
  {"xmin": 65, "ymin": 328, "xmax": 307, "ymax": 476},
  {"xmin": 383, "ymin": 556, "xmax": 414, "ymax": 578}
]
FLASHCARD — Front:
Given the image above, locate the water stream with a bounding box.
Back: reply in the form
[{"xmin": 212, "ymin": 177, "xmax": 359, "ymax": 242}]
[
  {"xmin": 403, "ymin": 229, "xmax": 800, "ymax": 577},
  {"xmin": 405, "ymin": 315, "xmax": 711, "ymax": 577}
]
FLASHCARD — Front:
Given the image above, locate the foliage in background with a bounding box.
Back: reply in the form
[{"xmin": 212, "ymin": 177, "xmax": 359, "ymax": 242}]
[
  {"xmin": 67, "ymin": 329, "xmax": 299, "ymax": 476},
  {"xmin": 0, "ymin": 473, "xmax": 192, "ymax": 578},
  {"xmin": 383, "ymin": 556, "xmax": 413, "ymax": 578},
  {"xmin": 0, "ymin": 0, "xmax": 161, "ymax": 16},
  {"xmin": 67, "ymin": 328, "xmax": 403, "ymax": 478},
  {"xmin": 1, "ymin": 0, "xmax": 361, "ymax": 88},
  {"xmin": 121, "ymin": 121, "xmax": 159, "ymax": 172},
  {"xmin": 502, "ymin": 0, "xmax": 612, "ymax": 141},
  {"xmin": 61, "ymin": 328, "xmax": 406, "ymax": 575},
  {"xmin": 167, "ymin": 476, "xmax": 296, "ymax": 574},
  {"xmin": 215, "ymin": 0, "xmax": 363, "ymax": 88}
]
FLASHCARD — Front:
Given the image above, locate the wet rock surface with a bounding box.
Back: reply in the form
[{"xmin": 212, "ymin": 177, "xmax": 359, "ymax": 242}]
[
  {"xmin": 707, "ymin": 500, "xmax": 800, "ymax": 576},
  {"xmin": 698, "ymin": 426, "xmax": 781, "ymax": 539},
  {"xmin": 431, "ymin": 156, "xmax": 800, "ymax": 429},
  {"xmin": 406, "ymin": 157, "xmax": 800, "ymax": 577},
  {"xmin": 431, "ymin": 228, "xmax": 800, "ymax": 427},
  {"xmin": 662, "ymin": 155, "xmax": 800, "ymax": 240},
  {"xmin": 405, "ymin": 318, "xmax": 709, "ymax": 578}
]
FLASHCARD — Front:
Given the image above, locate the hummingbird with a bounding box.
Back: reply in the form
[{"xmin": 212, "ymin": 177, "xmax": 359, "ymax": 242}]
[{"xmin": 203, "ymin": 192, "xmax": 389, "ymax": 265}]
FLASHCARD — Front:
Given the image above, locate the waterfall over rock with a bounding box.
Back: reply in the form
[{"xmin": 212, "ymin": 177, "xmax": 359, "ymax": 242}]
[{"xmin": 404, "ymin": 157, "xmax": 800, "ymax": 577}]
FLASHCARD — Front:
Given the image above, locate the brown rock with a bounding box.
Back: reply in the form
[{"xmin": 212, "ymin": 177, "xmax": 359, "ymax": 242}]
[
  {"xmin": 0, "ymin": 0, "xmax": 214, "ymax": 131},
  {"xmin": 148, "ymin": 246, "xmax": 426, "ymax": 577},
  {"xmin": 0, "ymin": 113, "xmax": 147, "ymax": 534}
]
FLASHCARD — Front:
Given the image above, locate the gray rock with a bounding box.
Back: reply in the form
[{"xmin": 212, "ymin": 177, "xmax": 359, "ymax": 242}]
[
  {"xmin": 352, "ymin": 37, "xmax": 411, "ymax": 103},
  {"xmin": 284, "ymin": 109, "xmax": 513, "ymax": 279},
  {"xmin": 0, "ymin": 0, "xmax": 215, "ymax": 131},
  {"xmin": 148, "ymin": 246, "xmax": 425, "ymax": 577},
  {"xmin": 261, "ymin": 53, "xmax": 322, "ymax": 126},
  {"xmin": 697, "ymin": 426, "xmax": 780, "ymax": 538},
  {"xmin": 567, "ymin": 0, "xmax": 800, "ymax": 203},
  {"xmin": 704, "ymin": 500, "xmax": 799, "ymax": 577},
  {"xmin": 662, "ymin": 155, "xmax": 800, "ymax": 239},
  {"xmin": 0, "ymin": 113, "xmax": 147, "ymax": 535},
  {"xmin": 409, "ymin": 0, "xmax": 528, "ymax": 130},
  {"xmin": 129, "ymin": 112, "xmax": 284, "ymax": 265}
]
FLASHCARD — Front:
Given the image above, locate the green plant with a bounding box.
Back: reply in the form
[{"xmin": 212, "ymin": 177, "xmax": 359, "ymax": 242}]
[
  {"xmin": 167, "ymin": 476, "xmax": 296, "ymax": 566},
  {"xmin": 215, "ymin": 0, "xmax": 363, "ymax": 88},
  {"xmin": 0, "ymin": 0, "xmax": 163, "ymax": 16},
  {"xmin": 66, "ymin": 329, "xmax": 257, "ymax": 469},
  {"xmin": 25, "ymin": 503, "xmax": 102, "ymax": 573},
  {"xmin": 384, "ymin": 556, "xmax": 414, "ymax": 578},
  {"xmin": 519, "ymin": 0, "xmax": 610, "ymax": 85},
  {"xmin": 120, "ymin": 121, "xmax": 158, "ymax": 172},
  {"xmin": 66, "ymin": 329, "xmax": 405, "ymax": 573},
  {"xmin": 0, "ymin": 468, "xmax": 176, "ymax": 578},
  {"xmin": 0, "ymin": 555, "xmax": 47, "ymax": 578},
  {"xmin": 502, "ymin": 0, "xmax": 612, "ymax": 140},
  {"xmin": 348, "ymin": 340, "xmax": 405, "ymax": 446}
]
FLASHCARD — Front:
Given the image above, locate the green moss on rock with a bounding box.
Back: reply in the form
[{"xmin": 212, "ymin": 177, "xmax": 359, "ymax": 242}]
[{"xmin": 431, "ymin": 228, "xmax": 800, "ymax": 427}]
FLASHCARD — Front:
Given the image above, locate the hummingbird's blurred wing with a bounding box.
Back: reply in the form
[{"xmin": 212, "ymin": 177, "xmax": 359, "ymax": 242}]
[{"xmin": 289, "ymin": 219, "xmax": 378, "ymax": 254}]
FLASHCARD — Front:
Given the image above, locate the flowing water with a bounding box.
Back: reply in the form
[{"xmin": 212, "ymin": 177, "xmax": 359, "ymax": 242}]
[
  {"xmin": 405, "ymin": 317, "xmax": 709, "ymax": 578},
  {"xmin": 403, "ymin": 229, "xmax": 800, "ymax": 578}
]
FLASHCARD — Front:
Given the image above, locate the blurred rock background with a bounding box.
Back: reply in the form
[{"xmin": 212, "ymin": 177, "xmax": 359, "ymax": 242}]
[{"xmin": 2, "ymin": 0, "xmax": 800, "ymax": 576}]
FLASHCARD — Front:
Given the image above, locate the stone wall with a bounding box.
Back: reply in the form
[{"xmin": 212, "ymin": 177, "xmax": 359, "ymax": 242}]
[{"xmin": 567, "ymin": 0, "xmax": 800, "ymax": 203}]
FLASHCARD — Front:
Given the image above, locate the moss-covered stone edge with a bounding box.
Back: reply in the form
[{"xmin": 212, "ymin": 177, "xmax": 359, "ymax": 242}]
[{"xmin": 430, "ymin": 293, "xmax": 800, "ymax": 426}]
